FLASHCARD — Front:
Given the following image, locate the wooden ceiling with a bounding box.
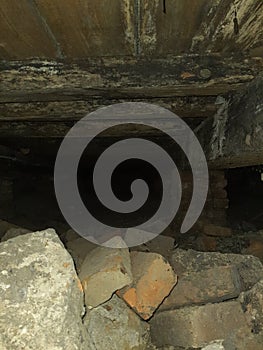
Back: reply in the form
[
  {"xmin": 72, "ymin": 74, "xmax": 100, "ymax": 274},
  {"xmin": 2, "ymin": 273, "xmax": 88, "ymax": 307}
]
[
  {"xmin": 0, "ymin": 0, "xmax": 262, "ymax": 60},
  {"xmin": 0, "ymin": 0, "xmax": 262, "ymax": 168}
]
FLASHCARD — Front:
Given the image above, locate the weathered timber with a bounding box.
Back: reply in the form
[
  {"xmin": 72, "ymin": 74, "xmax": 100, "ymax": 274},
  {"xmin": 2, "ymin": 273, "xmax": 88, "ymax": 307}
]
[
  {"xmin": 141, "ymin": 0, "xmax": 263, "ymax": 56},
  {"xmin": 0, "ymin": 0, "xmax": 134, "ymax": 59},
  {"xmin": 198, "ymin": 75, "xmax": 263, "ymax": 168},
  {"xmin": 0, "ymin": 97, "xmax": 217, "ymax": 120},
  {"xmin": 0, "ymin": 0, "xmax": 262, "ymax": 60},
  {"xmin": 0, "ymin": 56, "xmax": 261, "ymax": 104}
]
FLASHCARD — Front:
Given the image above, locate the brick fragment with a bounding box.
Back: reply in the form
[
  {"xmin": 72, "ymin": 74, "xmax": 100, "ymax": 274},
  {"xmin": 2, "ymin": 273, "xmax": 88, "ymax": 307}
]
[{"xmin": 118, "ymin": 252, "xmax": 177, "ymax": 320}]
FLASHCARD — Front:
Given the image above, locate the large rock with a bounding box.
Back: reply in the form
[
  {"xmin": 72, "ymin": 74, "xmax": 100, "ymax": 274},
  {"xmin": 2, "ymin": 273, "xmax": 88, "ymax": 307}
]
[
  {"xmin": 150, "ymin": 301, "xmax": 249, "ymax": 349},
  {"xmin": 0, "ymin": 229, "xmax": 91, "ymax": 350},
  {"xmin": 84, "ymin": 294, "xmax": 150, "ymax": 350},
  {"xmin": 171, "ymin": 249, "xmax": 263, "ymax": 291},
  {"xmin": 79, "ymin": 239, "xmax": 132, "ymax": 308}
]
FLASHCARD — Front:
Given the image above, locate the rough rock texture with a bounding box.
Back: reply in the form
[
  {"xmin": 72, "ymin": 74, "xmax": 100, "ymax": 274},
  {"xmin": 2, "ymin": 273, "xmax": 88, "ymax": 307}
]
[
  {"xmin": 1, "ymin": 227, "xmax": 31, "ymax": 242},
  {"xmin": 79, "ymin": 243, "xmax": 132, "ymax": 308},
  {"xmin": 223, "ymin": 326, "xmax": 263, "ymax": 350},
  {"xmin": 84, "ymin": 294, "xmax": 150, "ymax": 350},
  {"xmin": 150, "ymin": 301, "xmax": 249, "ymax": 349},
  {"xmin": 118, "ymin": 252, "xmax": 177, "ymax": 320},
  {"xmin": 239, "ymin": 279, "xmax": 263, "ymax": 334},
  {"xmin": 171, "ymin": 249, "xmax": 263, "ymax": 291},
  {"xmin": 159, "ymin": 265, "xmax": 241, "ymax": 311},
  {"xmin": 0, "ymin": 229, "xmax": 91, "ymax": 350}
]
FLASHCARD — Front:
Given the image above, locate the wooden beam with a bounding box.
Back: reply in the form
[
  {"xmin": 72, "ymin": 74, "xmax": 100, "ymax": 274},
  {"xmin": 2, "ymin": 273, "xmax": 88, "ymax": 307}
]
[
  {"xmin": 0, "ymin": 56, "xmax": 261, "ymax": 105},
  {"xmin": 0, "ymin": 97, "xmax": 217, "ymax": 121},
  {"xmin": 197, "ymin": 75, "xmax": 263, "ymax": 168}
]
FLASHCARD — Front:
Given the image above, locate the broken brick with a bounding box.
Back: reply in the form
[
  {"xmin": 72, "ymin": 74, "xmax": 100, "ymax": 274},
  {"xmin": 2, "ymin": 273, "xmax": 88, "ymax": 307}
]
[{"xmin": 117, "ymin": 252, "xmax": 177, "ymax": 320}]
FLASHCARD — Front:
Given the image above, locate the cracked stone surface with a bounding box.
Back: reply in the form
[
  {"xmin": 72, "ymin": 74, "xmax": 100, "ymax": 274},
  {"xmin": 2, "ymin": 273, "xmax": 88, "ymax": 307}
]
[
  {"xmin": 0, "ymin": 229, "xmax": 92, "ymax": 350},
  {"xmin": 84, "ymin": 294, "xmax": 150, "ymax": 350}
]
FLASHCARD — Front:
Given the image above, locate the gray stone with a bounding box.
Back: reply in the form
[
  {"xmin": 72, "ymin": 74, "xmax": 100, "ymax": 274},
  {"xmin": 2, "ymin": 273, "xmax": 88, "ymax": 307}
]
[
  {"xmin": 0, "ymin": 229, "xmax": 92, "ymax": 350},
  {"xmin": 239, "ymin": 279, "xmax": 263, "ymax": 334},
  {"xmin": 1, "ymin": 227, "xmax": 31, "ymax": 242},
  {"xmin": 171, "ymin": 249, "xmax": 263, "ymax": 291},
  {"xmin": 223, "ymin": 327, "xmax": 263, "ymax": 350},
  {"xmin": 84, "ymin": 294, "xmax": 150, "ymax": 350},
  {"xmin": 150, "ymin": 301, "xmax": 249, "ymax": 349},
  {"xmin": 79, "ymin": 240, "xmax": 132, "ymax": 308},
  {"xmin": 159, "ymin": 265, "xmax": 241, "ymax": 311},
  {"xmin": 65, "ymin": 237, "xmax": 97, "ymax": 271}
]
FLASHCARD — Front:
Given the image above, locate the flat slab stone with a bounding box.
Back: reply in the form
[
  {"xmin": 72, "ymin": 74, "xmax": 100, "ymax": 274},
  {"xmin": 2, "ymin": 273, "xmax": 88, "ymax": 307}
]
[
  {"xmin": 159, "ymin": 265, "xmax": 241, "ymax": 311},
  {"xmin": 171, "ymin": 249, "xmax": 263, "ymax": 291},
  {"xmin": 150, "ymin": 301, "xmax": 249, "ymax": 348}
]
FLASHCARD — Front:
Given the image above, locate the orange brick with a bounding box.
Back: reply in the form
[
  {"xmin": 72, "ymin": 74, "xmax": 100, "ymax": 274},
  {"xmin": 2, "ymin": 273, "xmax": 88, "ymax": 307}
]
[{"xmin": 117, "ymin": 252, "xmax": 177, "ymax": 320}]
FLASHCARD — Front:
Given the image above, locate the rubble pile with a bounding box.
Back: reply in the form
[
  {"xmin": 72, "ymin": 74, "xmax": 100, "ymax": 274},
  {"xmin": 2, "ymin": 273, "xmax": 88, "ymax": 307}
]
[{"xmin": 0, "ymin": 221, "xmax": 263, "ymax": 349}]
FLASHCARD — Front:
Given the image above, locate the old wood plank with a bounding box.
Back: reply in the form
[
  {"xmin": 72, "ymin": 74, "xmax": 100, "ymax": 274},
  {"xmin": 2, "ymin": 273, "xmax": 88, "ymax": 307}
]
[
  {"xmin": 140, "ymin": 0, "xmax": 263, "ymax": 56},
  {"xmin": 32, "ymin": 0, "xmax": 134, "ymax": 58},
  {"xmin": 0, "ymin": 0, "xmax": 57, "ymax": 59},
  {"xmin": 0, "ymin": 96, "xmax": 217, "ymax": 120},
  {"xmin": 0, "ymin": 56, "xmax": 261, "ymax": 103}
]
